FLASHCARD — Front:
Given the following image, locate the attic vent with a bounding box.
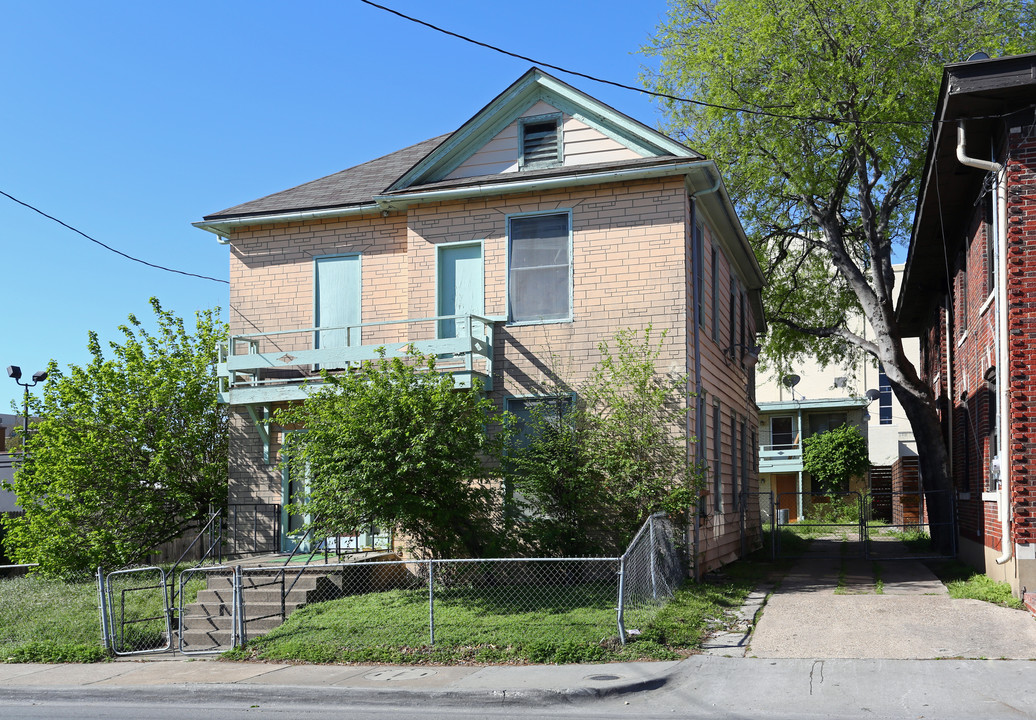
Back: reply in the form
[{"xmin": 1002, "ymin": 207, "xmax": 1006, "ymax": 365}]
[{"xmin": 519, "ymin": 114, "xmax": 562, "ymax": 169}]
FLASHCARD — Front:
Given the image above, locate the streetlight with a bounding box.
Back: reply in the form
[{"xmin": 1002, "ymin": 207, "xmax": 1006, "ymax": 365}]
[{"xmin": 7, "ymin": 366, "xmax": 47, "ymax": 436}]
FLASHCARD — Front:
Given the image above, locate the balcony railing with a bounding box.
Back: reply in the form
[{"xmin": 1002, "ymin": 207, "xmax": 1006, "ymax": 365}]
[
  {"xmin": 759, "ymin": 442, "xmax": 803, "ymax": 471},
  {"xmin": 218, "ymin": 314, "xmax": 496, "ymax": 405}
]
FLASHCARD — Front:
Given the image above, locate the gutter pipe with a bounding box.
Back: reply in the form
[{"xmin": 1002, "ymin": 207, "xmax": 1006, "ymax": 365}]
[
  {"xmin": 195, "ymin": 161, "xmax": 724, "ymax": 239},
  {"xmin": 957, "ymin": 121, "xmax": 1012, "ymax": 566}
]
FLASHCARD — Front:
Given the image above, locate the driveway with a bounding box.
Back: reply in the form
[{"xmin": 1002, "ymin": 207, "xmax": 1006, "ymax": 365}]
[{"xmin": 746, "ymin": 542, "xmax": 1036, "ymax": 660}]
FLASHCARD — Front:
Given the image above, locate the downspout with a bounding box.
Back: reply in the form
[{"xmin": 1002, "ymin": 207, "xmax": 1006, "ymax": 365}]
[
  {"xmin": 957, "ymin": 121, "xmax": 1011, "ymax": 565},
  {"xmin": 944, "ymin": 295, "xmax": 953, "ymax": 484},
  {"xmin": 689, "ymin": 170, "xmax": 722, "ymax": 580}
]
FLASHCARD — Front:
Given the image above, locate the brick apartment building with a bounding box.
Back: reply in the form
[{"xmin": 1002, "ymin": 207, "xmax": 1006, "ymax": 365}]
[
  {"xmin": 195, "ymin": 68, "xmax": 765, "ymax": 573},
  {"xmin": 899, "ymin": 52, "xmax": 1036, "ymax": 596}
]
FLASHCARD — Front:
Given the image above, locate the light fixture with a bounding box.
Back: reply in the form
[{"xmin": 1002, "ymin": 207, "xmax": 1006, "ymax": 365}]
[
  {"xmin": 725, "ymin": 342, "xmax": 762, "ymax": 369},
  {"xmin": 8, "ymin": 365, "xmax": 48, "ymax": 436}
]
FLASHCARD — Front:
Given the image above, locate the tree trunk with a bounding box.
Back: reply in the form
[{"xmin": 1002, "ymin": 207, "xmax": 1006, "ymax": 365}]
[{"xmin": 887, "ymin": 378, "xmax": 955, "ymax": 555}]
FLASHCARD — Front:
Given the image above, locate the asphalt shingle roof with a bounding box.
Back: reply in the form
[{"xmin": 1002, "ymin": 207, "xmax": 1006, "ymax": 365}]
[{"xmin": 202, "ymin": 134, "xmax": 450, "ymax": 220}]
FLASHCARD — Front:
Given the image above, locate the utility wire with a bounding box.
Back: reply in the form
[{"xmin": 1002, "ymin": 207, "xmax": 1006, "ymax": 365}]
[
  {"xmin": 0, "ymin": 190, "xmax": 229, "ymax": 285},
  {"xmin": 358, "ymin": 0, "xmax": 928, "ymax": 127}
]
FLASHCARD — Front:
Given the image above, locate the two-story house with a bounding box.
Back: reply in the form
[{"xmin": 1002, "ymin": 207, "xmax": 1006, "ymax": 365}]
[
  {"xmin": 756, "ymin": 266, "xmax": 920, "ymax": 524},
  {"xmin": 194, "ymin": 68, "xmax": 765, "ymax": 573},
  {"xmin": 899, "ymin": 52, "xmax": 1036, "ymax": 598}
]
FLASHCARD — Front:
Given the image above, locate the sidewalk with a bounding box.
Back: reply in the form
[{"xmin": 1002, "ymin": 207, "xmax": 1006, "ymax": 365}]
[
  {"xmin": 2, "ymin": 655, "xmax": 1036, "ymax": 719},
  {"xmin": 0, "ymin": 657, "xmax": 677, "ymax": 705}
]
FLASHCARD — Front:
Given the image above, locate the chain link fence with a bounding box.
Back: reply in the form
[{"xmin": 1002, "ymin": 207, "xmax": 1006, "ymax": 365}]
[{"xmin": 160, "ymin": 512, "xmax": 688, "ymax": 655}]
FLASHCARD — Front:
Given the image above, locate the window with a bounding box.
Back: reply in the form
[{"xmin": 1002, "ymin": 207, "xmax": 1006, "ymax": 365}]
[
  {"xmin": 713, "ymin": 402, "xmax": 723, "ymax": 513},
  {"xmin": 711, "ymin": 246, "xmax": 720, "ymax": 341},
  {"xmin": 986, "ymin": 383, "xmax": 998, "ymax": 491},
  {"xmin": 506, "ymin": 395, "xmax": 571, "ymax": 435},
  {"xmin": 878, "ymin": 366, "xmax": 893, "ymax": 425},
  {"xmin": 809, "ymin": 413, "xmax": 847, "ymax": 436},
  {"xmin": 508, "ymin": 212, "xmax": 571, "ymax": 323},
  {"xmin": 731, "ymin": 413, "xmax": 739, "ymax": 511},
  {"xmin": 518, "ymin": 114, "xmax": 562, "ymax": 169},
  {"xmin": 960, "ymin": 256, "xmax": 969, "ymax": 333},
  {"xmin": 739, "ymin": 290, "xmax": 747, "ymax": 366},
  {"xmin": 695, "ymin": 223, "xmax": 705, "ymax": 328},
  {"xmin": 770, "ymin": 416, "xmax": 795, "ymax": 447},
  {"xmin": 985, "ymin": 190, "xmax": 996, "ymax": 297},
  {"xmin": 728, "ymin": 279, "xmax": 737, "ymax": 360},
  {"xmin": 740, "ymin": 418, "xmax": 748, "ymax": 510}
]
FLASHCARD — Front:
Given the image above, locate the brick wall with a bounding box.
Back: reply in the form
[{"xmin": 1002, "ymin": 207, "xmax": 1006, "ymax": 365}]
[
  {"xmin": 1006, "ymin": 118, "xmax": 1036, "ymax": 547},
  {"xmin": 222, "ymin": 175, "xmax": 760, "ymax": 567}
]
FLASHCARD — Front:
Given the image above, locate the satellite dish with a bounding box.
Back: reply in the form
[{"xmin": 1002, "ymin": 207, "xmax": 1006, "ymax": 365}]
[
  {"xmin": 966, "ymin": 51, "xmax": 991, "ymax": 62},
  {"xmin": 865, "ymin": 389, "xmax": 881, "ymax": 402},
  {"xmin": 782, "ymin": 374, "xmax": 800, "ymax": 388}
]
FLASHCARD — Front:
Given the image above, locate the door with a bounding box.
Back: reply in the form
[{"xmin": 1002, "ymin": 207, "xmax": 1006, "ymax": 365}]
[
  {"xmin": 437, "ymin": 243, "xmax": 484, "ymax": 339},
  {"xmin": 315, "ymin": 255, "xmax": 361, "ymax": 351},
  {"xmin": 281, "ymin": 434, "xmax": 311, "ymax": 554},
  {"xmin": 774, "ymin": 473, "xmax": 799, "ymax": 523}
]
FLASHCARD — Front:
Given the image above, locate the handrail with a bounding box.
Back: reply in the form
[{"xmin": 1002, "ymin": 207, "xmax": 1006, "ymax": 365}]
[
  {"xmin": 227, "ymin": 314, "xmax": 496, "ymax": 346},
  {"xmin": 166, "ymin": 508, "xmax": 224, "ymax": 615}
]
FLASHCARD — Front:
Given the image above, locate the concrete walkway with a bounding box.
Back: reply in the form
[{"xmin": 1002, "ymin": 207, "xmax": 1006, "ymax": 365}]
[{"xmin": 748, "ymin": 543, "xmax": 1036, "ymax": 659}]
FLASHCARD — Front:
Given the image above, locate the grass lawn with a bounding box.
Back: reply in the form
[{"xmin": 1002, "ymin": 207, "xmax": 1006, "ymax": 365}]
[
  {"xmin": 926, "ymin": 560, "xmax": 1025, "ymax": 609},
  {"xmin": 225, "ymin": 570, "xmax": 762, "ymax": 665},
  {"xmin": 0, "ymin": 569, "xmax": 206, "ymax": 663}
]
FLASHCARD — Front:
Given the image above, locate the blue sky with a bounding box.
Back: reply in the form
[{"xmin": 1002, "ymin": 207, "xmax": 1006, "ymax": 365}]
[{"xmin": 0, "ymin": 0, "xmax": 672, "ymax": 413}]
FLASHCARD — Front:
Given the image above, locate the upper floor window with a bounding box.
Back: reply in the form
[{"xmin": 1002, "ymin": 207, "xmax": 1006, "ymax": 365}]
[
  {"xmin": 878, "ymin": 365, "xmax": 893, "ymax": 425},
  {"xmin": 770, "ymin": 416, "xmax": 795, "ymax": 447},
  {"xmin": 518, "ymin": 114, "xmax": 563, "ymax": 170},
  {"xmin": 508, "ymin": 212, "xmax": 572, "ymax": 324},
  {"xmin": 984, "ymin": 190, "xmax": 996, "ymax": 298},
  {"xmin": 711, "ymin": 246, "xmax": 720, "ymax": 341}
]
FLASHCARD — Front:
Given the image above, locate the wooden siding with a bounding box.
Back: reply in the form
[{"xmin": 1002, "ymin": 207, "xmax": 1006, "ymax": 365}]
[{"xmin": 445, "ymin": 101, "xmax": 640, "ymax": 180}]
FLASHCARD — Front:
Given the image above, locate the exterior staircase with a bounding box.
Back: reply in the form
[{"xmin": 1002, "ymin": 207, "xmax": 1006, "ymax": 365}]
[{"xmin": 178, "ymin": 553, "xmax": 398, "ymax": 652}]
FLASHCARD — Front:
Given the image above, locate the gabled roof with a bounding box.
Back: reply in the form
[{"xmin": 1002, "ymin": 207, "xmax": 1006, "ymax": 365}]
[
  {"xmin": 197, "ymin": 68, "xmax": 702, "ymax": 230},
  {"xmin": 387, "ymin": 67, "xmax": 701, "ymax": 190}
]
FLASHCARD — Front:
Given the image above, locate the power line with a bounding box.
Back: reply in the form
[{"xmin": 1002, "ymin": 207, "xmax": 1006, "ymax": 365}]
[
  {"xmin": 358, "ymin": 0, "xmax": 929, "ymax": 127},
  {"xmin": 0, "ymin": 189, "xmax": 229, "ymax": 285}
]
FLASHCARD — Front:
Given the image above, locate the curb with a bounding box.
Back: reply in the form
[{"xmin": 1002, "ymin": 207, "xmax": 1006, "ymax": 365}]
[{"xmin": 0, "ymin": 674, "xmax": 671, "ymax": 708}]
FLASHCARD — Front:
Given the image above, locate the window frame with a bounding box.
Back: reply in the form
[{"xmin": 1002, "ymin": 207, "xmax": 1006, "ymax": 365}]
[
  {"xmin": 713, "ymin": 400, "xmax": 723, "ymax": 514},
  {"xmin": 506, "ymin": 209, "xmax": 574, "ymax": 326},
  {"xmin": 518, "ymin": 113, "xmax": 564, "ymax": 170}
]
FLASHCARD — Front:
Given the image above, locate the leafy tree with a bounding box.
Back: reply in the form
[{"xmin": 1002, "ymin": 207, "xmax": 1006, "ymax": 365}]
[
  {"xmin": 802, "ymin": 423, "xmax": 870, "ymax": 494},
  {"xmin": 1, "ymin": 299, "xmax": 228, "ymax": 575},
  {"xmin": 643, "ymin": 0, "xmax": 1036, "ymax": 552},
  {"xmin": 276, "ymin": 351, "xmax": 499, "ymax": 559},
  {"xmin": 504, "ymin": 327, "xmax": 698, "ymax": 555}
]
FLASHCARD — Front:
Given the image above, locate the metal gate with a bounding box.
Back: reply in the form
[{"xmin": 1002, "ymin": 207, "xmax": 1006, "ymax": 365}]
[
  {"xmin": 770, "ymin": 489, "xmax": 957, "ymax": 561},
  {"xmin": 774, "ymin": 491, "xmax": 865, "ymax": 559},
  {"xmin": 98, "ymin": 566, "xmax": 173, "ymax": 656}
]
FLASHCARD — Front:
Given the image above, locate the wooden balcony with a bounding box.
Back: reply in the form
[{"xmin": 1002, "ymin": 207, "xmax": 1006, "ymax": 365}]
[
  {"xmin": 759, "ymin": 443, "xmax": 803, "ymax": 472},
  {"xmin": 218, "ymin": 314, "xmax": 497, "ymax": 406}
]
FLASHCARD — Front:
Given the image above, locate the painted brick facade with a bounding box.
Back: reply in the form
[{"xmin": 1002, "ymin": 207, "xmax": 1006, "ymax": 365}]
[
  {"xmin": 201, "ymin": 69, "xmax": 765, "ymax": 575},
  {"xmin": 220, "ymin": 175, "xmax": 761, "ymax": 573}
]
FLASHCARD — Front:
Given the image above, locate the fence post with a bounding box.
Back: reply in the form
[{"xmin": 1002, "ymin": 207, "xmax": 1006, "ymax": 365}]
[
  {"xmin": 428, "ymin": 560, "xmax": 435, "ymax": 646},
  {"xmin": 96, "ymin": 567, "xmax": 110, "ymax": 653},
  {"xmin": 616, "ymin": 556, "xmax": 627, "ymax": 646},
  {"xmin": 770, "ymin": 492, "xmax": 776, "ymax": 561},
  {"xmin": 233, "ymin": 565, "xmax": 244, "ymax": 649},
  {"xmin": 648, "ymin": 515, "xmax": 658, "ymax": 600}
]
